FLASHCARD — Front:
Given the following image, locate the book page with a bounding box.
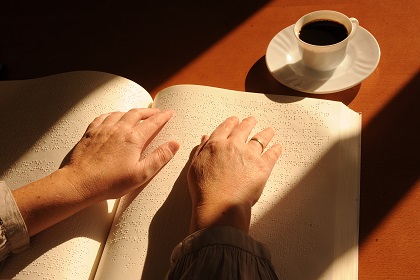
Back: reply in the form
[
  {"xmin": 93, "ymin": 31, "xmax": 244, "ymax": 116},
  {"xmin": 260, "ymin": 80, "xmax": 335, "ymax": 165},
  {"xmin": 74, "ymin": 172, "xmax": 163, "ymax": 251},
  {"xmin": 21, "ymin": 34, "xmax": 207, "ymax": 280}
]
[
  {"xmin": 0, "ymin": 71, "xmax": 153, "ymax": 280},
  {"xmin": 95, "ymin": 85, "xmax": 360, "ymax": 280}
]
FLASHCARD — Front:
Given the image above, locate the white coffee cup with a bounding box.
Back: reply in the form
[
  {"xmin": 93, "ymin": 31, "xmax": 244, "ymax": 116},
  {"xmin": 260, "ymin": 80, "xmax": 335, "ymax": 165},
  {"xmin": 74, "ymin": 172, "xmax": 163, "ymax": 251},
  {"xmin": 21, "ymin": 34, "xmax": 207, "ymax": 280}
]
[{"xmin": 293, "ymin": 10, "xmax": 359, "ymax": 72}]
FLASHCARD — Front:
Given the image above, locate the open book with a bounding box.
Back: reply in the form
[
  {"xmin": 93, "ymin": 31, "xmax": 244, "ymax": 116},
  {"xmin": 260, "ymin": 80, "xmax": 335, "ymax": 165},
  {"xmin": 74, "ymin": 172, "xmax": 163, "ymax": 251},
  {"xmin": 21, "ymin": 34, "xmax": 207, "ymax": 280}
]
[{"xmin": 0, "ymin": 71, "xmax": 360, "ymax": 279}]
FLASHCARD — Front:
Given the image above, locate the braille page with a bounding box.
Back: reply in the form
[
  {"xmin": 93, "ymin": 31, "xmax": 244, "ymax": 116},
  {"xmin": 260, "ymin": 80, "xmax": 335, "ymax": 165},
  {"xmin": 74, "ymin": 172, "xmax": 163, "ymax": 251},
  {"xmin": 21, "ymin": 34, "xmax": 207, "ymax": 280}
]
[
  {"xmin": 0, "ymin": 71, "xmax": 153, "ymax": 280},
  {"xmin": 95, "ymin": 85, "xmax": 360, "ymax": 280}
]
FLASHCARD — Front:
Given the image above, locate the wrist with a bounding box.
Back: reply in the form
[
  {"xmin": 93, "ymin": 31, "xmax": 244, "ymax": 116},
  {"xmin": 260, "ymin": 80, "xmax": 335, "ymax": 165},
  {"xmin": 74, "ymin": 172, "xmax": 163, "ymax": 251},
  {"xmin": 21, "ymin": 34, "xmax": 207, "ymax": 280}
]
[
  {"xmin": 190, "ymin": 202, "xmax": 252, "ymax": 234},
  {"xmin": 59, "ymin": 166, "xmax": 101, "ymax": 205}
]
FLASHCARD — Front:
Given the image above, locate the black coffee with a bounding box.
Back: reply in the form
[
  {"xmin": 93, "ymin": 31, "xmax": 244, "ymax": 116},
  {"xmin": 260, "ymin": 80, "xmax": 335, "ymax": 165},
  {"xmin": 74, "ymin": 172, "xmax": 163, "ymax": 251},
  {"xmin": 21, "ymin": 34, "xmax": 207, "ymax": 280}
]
[{"xmin": 299, "ymin": 19, "xmax": 348, "ymax": 46}]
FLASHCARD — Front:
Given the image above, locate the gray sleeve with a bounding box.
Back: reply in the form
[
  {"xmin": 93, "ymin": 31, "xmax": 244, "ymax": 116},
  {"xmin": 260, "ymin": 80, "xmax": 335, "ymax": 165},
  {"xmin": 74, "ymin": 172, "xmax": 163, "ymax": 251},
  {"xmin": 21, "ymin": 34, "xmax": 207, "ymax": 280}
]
[
  {"xmin": 0, "ymin": 181, "xmax": 29, "ymax": 263},
  {"xmin": 166, "ymin": 226, "xmax": 279, "ymax": 279}
]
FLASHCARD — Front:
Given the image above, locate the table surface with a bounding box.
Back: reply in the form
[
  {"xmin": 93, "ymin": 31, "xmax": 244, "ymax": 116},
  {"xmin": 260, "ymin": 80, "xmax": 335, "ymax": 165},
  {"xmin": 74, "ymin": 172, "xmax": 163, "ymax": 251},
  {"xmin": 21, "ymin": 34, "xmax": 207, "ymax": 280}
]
[{"xmin": 1, "ymin": 1, "xmax": 419, "ymax": 278}]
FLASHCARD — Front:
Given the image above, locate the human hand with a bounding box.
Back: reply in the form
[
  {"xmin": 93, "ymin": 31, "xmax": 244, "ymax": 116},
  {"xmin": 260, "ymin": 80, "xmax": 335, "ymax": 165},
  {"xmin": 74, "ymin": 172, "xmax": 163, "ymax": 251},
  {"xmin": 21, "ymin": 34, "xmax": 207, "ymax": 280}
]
[
  {"xmin": 187, "ymin": 116, "xmax": 282, "ymax": 233},
  {"xmin": 62, "ymin": 108, "xmax": 180, "ymax": 203}
]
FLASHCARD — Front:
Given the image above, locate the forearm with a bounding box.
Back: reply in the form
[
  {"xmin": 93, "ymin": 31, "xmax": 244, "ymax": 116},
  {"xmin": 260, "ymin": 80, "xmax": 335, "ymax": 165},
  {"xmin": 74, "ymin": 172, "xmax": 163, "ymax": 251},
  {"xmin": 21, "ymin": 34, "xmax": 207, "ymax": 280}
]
[{"xmin": 11, "ymin": 168, "xmax": 93, "ymax": 237}]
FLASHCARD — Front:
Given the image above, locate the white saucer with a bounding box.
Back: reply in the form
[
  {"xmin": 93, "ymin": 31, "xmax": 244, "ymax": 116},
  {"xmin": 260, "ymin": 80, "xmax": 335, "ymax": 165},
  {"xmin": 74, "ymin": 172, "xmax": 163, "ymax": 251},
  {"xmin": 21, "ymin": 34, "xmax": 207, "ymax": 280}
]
[{"xmin": 265, "ymin": 25, "xmax": 380, "ymax": 94}]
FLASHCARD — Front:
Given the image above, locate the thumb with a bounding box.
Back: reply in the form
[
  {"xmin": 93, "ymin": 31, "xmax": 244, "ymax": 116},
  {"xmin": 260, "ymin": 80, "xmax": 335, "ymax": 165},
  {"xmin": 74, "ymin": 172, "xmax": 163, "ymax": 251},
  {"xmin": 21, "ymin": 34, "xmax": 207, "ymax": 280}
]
[{"xmin": 138, "ymin": 141, "xmax": 180, "ymax": 181}]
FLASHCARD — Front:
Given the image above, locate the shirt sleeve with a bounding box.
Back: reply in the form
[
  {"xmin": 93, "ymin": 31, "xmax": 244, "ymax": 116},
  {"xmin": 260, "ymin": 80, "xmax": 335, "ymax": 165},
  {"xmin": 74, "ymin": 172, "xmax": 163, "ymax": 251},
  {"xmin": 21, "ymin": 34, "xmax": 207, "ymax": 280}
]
[
  {"xmin": 0, "ymin": 181, "xmax": 29, "ymax": 263},
  {"xmin": 166, "ymin": 226, "xmax": 279, "ymax": 280}
]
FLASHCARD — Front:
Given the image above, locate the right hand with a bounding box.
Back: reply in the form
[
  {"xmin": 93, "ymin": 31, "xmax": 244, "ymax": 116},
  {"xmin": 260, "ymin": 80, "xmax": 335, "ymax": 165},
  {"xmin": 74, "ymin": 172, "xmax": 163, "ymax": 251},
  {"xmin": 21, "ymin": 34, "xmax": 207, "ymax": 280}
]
[{"xmin": 187, "ymin": 116, "xmax": 282, "ymax": 233}]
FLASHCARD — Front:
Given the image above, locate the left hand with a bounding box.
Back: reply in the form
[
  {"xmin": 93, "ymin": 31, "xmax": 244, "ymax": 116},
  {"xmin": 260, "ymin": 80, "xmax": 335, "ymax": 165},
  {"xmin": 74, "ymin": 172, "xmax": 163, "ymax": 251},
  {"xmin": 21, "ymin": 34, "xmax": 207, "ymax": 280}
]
[
  {"xmin": 62, "ymin": 108, "xmax": 180, "ymax": 202},
  {"xmin": 13, "ymin": 108, "xmax": 180, "ymax": 237}
]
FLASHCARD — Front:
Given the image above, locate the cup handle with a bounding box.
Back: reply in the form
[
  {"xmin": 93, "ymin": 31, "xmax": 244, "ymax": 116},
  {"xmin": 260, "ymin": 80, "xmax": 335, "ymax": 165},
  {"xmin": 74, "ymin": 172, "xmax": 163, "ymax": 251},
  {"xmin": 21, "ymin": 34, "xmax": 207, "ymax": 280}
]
[{"xmin": 348, "ymin": 18, "xmax": 359, "ymax": 40}]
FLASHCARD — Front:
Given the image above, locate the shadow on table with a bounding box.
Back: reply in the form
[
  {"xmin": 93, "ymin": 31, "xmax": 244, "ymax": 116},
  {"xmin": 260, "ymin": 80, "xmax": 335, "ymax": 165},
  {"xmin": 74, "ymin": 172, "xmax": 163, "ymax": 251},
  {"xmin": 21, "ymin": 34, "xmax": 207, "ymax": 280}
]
[
  {"xmin": 245, "ymin": 56, "xmax": 361, "ymax": 105},
  {"xmin": 358, "ymin": 71, "xmax": 420, "ymax": 242}
]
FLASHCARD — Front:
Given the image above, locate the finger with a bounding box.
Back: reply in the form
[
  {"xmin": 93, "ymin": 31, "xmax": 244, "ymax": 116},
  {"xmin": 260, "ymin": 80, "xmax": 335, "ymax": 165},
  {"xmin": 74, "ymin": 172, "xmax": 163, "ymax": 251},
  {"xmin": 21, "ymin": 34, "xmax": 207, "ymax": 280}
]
[
  {"xmin": 134, "ymin": 110, "xmax": 174, "ymax": 140},
  {"xmin": 119, "ymin": 108, "xmax": 161, "ymax": 127},
  {"xmin": 85, "ymin": 112, "xmax": 112, "ymax": 131},
  {"xmin": 208, "ymin": 116, "xmax": 240, "ymax": 140},
  {"xmin": 101, "ymin": 111, "xmax": 126, "ymax": 126},
  {"xmin": 137, "ymin": 140, "xmax": 180, "ymax": 181},
  {"xmin": 228, "ymin": 116, "xmax": 257, "ymax": 142},
  {"xmin": 261, "ymin": 143, "xmax": 282, "ymax": 166},
  {"xmin": 248, "ymin": 127, "xmax": 275, "ymax": 154}
]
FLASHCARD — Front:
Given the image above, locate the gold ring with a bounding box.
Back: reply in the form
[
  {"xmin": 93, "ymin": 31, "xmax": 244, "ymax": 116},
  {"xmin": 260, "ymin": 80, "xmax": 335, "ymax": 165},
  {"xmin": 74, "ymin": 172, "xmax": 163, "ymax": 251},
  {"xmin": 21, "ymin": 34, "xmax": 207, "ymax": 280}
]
[{"xmin": 250, "ymin": 137, "xmax": 264, "ymax": 153}]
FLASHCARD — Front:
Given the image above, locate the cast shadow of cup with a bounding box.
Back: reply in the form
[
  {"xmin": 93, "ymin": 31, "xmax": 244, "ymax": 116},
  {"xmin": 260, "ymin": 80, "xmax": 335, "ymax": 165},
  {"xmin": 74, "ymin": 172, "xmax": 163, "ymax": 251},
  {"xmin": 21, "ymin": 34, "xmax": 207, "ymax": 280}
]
[
  {"xmin": 270, "ymin": 59, "xmax": 335, "ymax": 93},
  {"xmin": 245, "ymin": 55, "xmax": 360, "ymax": 105}
]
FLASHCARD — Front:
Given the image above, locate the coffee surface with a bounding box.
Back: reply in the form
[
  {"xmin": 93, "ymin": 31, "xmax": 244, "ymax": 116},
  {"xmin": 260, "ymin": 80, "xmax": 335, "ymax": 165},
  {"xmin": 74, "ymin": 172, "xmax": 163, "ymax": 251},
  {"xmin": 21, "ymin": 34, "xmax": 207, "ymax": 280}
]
[{"xmin": 299, "ymin": 20, "xmax": 348, "ymax": 46}]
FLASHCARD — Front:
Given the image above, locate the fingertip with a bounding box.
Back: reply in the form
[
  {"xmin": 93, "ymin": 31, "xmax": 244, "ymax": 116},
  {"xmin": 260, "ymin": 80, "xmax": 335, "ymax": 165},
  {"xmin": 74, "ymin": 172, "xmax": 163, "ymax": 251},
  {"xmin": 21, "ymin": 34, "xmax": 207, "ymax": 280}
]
[
  {"xmin": 158, "ymin": 109, "xmax": 175, "ymax": 123},
  {"xmin": 267, "ymin": 126, "xmax": 275, "ymax": 133},
  {"xmin": 167, "ymin": 141, "xmax": 180, "ymax": 156},
  {"xmin": 201, "ymin": 135, "xmax": 210, "ymax": 144},
  {"xmin": 162, "ymin": 109, "xmax": 175, "ymax": 116},
  {"xmin": 263, "ymin": 143, "xmax": 282, "ymax": 162},
  {"xmin": 139, "ymin": 141, "xmax": 180, "ymax": 180},
  {"xmin": 271, "ymin": 143, "xmax": 282, "ymax": 155},
  {"xmin": 88, "ymin": 112, "xmax": 112, "ymax": 128},
  {"xmin": 275, "ymin": 143, "xmax": 283, "ymax": 154},
  {"xmin": 263, "ymin": 126, "xmax": 276, "ymax": 137},
  {"xmin": 243, "ymin": 115, "xmax": 257, "ymax": 124},
  {"xmin": 271, "ymin": 144, "xmax": 283, "ymax": 160},
  {"xmin": 129, "ymin": 107, "xmax": 160, "ymax": 116},
  {"xmin": 226, "ymin": 115, "xmax": 240, "ymax": 124},
  {"xmin": 233, "ymin": 116, "xmax": 241, "ymax": 123}
]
